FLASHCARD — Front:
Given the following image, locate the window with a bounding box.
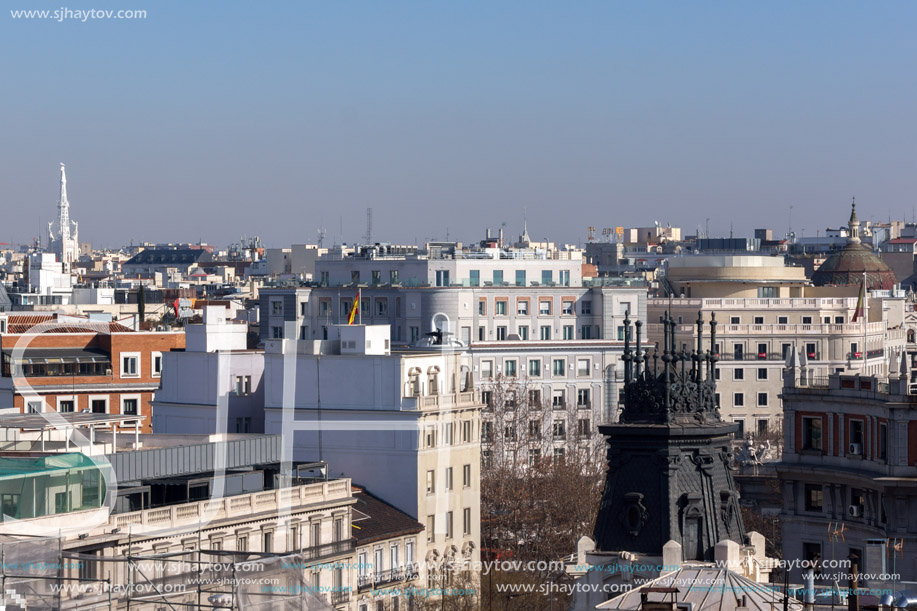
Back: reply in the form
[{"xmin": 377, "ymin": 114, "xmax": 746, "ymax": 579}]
[
  {"xmin": 426, "ymin": 470, "xmax": 435, "ymax": 494},
  {"xmin": 802, "ymin": 316, "xmax": 812, "ymax": 324},
  {"xmin": 528, "ymin": 448, "xmax": 541, "ymax": 465},
  {"xmin": 463, "ymin": 464, "xmax": 471, "ymax": 487},
  {"xmin": 540, "ymin": 326, "xmax": 551, "ymax": 340},
  {"xmin": 495, "ymin": 300, "xmax": 507, "ymax": 315},
  {"xmin": 504, "ymin": 425, "xmax": 516, "ymax": 441},
  {"xmin": 581, "ymin": 300, "xmax": 592, "ymax": 315},
  {"xmin": 496, "ymin": 326, "xmax": 507, "ymax": 341},
  {"xmin": 553, "ymin": 447, "xmax": 565, "ymax": 463},
  {"xmin": 481, "ymin": 421, "xmax": 493, "ymax": 441},
  {"xmin": 553, "ymin": 359, "xmax": 565, "ymax": 376},
  {"xmin": 445, "ymin": 511, "xmax": 454, "ymax": 539},
  {"xmin": 539, "ymin": 300, "xmax": 552, "ymax": 315},
  {"xmin": 581, "ymin": 326, "xmax": 593, "ymax": 339},
  {"xmin": 553, "ymin": 421, "xmax": 566, "ymax": 439},
  {"xmin": 263, "ymin": 531, "xmax": 272, "ymax": 553},
  {"xmin": 463, "ymin": 507, "xmax": 471, "ymax": 535},
  {"xmin": 733, "ymin": 393, "xmax": 744, "ymax": 407},
  {"xmin": 237, "ymin": 536, "xmax": 248, "ymax": 552},
  {"xmin": 515, "ymin": 270, "xmax": 526, "ymax": 287},
  {"xmin": 90, "ymin": 398, "xmax": 107, "ymax": 414},
  {"xmin": 879, "ymin": 423, "xmax": 888, "ymax": 461},
  {"xmin": 152, "ymin": 352, "xmax": 162, "ymax": 377},
  {"xmin": 481, "ymin": 360, "xmax": 493, "ymax": 379},
  {"xmin": 311, "ymin": 522, "xmax": 320, "ymax": 547},
  {"xmin": 435, "ymin": 270, "xmax": 450, "ymax": 287},
  {"xmin": 757, "ymin": 368, "xmax": 767, "ymax": 380},
  {"xmin": 778, "ymin": 316, "xmax": 788, "ymax": 324},
  {"xmin": 58, "ymin": 399, "xmax": 75, "ymax": 413},
  {"xmin": 478, "ymin": 326, "xmax": 485, "ymax": 341},
  {"xmin": 528, "ymin": 359, "xmax": 541, "ymax": 377},
  {"xmin": 849, "ymin": 419, "xmax": 864, "ymax": 452},
  {"xmin": 730, "ymin": 317, "xmax": 740, "ymax": 324},
  {"xmin": 563, "ymin": 326, "xmax": 574, "ymax": 340},
  {"xmin": 427, "ymin": 516, "xmax": 435, "ymax": 541},
  {"xmin": 552, "ymin": 389, "xmax": 565, "ymax": 409},
  {"xmin": 375, "ymin": 298, "xmax": 388, "ymax": 316},
  {"xmin": 469, "ymin": 270, "xmax": 479, "ymax": 286},
  {"xmin": 445, "ymin": 423, "xmax": 453, "ymax": 446},
  {"xmin": 272, "ymin": 326, "xmax": 283, "ymax": 339},
  {"xmin": 733, "ymin": 368, "xmax": 744, "ymax": 380},
  {"xmin": 518, "ymin": 325, "xmax": 529, "ymax": 340},
  {"xmin": 504, "ymin": 359, "xmax": 517, "ymax": 377},
  {"xmin": 757, "ymin": 419, "xmax": 768, "ymax": 436},
  {"xmin": 578, "ymin": 419, "xmax": 590, "ymax": 437},
  {"xmin": 806, "ymin": 343, "xmax": 817, "ymax": 358},
  {"xmin": 529, "ymin": 420, "xmax": 541, "ymax": 439},
  {"xmin": 733, "ymin": 344, "xmax": 743, "ymax": 360},
  {"xmin": 121, "ymin": 353, "xmax": 139, "ymax": 378},
  {"xmin": 757, "ymin": 343, "xmax": 767, "ymax": 358},
  {"xmin": 122, "ymin": 398, "xmax": 138, "ymax": 415},
  {"xmin": 410, "ymin": 326, "xmax": 420, "ymax": 343},
  {"xmin": 734, "ymin": 419, "xmax": 745, "ymax": 439},
  {"xmin": 517, "ymin": 300, "xmax": 529, "ymax": 315},
  {"xmin": 528, "ymin": 389, "xmax": 541, "ymax": 406},
  {"xmin": 478, "ymin": 299, "xmax": 486, "ymax": 315},
  {"xmin": 461, "ymin": 420, "xmax": 471, "ymax": 443},
  {"xmin": 577, "ymin": 388, "xmax": 590, "ymax": 408},
  {"xmin": 577, "ymin": 359, "xmax": 590, "ymax": 376},
  {"xmin": 541, "ymin": 270, "xmax": 552, "ymax": 285},
  {"xmin": 757, "ymin": 287, "xmax": 778, "ymax": 298},
  {"xmin": 391, "ymin": 544, "xmax": 399, "ymax": 570},
  {"xmin": 444, "ymin": 467, "xmax": 453, "ymax": 491},
  {"xmin": 235, "ymin": 375, "xmax": 252, "ymax": 396},
  {"xmin": 802, "ymin": 417, "xmax": 823, "ymax": 451},
  {"xmin": 714, "ymin": 368, "xmax": 721, "ymax": 380},
  {"xmin": 757, "ymin": 393, "xmax": 767, "ymax": 406},
  {"xmin": 753, "ymin": 316, "xmax": 764, "ymax": 325},
  {"xmin": 562, "ymin": 300, "xmax": 574, "ymax": 315},
  {"xmin": 272, "ymin": 300, "xmax": 283, "ymax": 315},
  {"xmin": 835, "ymin": 316, "xmax": 844, "ymax": 324},
  {"xmin": 371, "ymin": 270, "xmax": 382, "ymax": 286},
  {"xmin": 406, "ymin": 540, "xmax": 415, "ymax": 566},
  {"xmin": 804, "ymin": 485, "xmax": 823, "ymax": 514}
]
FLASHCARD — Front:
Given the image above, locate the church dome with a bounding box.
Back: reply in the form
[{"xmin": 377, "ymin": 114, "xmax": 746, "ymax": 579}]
[{"xmin": 811, "ymin": 201, "xmax": 897, "ymax": 290}]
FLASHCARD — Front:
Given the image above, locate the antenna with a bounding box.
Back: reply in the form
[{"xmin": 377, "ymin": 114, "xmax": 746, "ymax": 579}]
[
  {"xmin": 363, "ymin": 208, "xmax": 373, "ymax": 244},
  {"xmin": 317, "ymin": 227, "xmax": 326, "ymax": 248}
]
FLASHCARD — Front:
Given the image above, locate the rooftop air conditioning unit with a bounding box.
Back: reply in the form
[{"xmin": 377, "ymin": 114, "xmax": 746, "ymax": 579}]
[
  {"xmin": 848, "ymin": 505, "xmax": 863, "ymax": 518},
  {"xmin": 849, "ymin": 442, "xmax": 863, "ymax": 456}
]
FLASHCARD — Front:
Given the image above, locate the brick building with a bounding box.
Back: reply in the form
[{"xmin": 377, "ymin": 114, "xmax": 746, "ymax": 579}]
[{"xmin": 0, "ymin": 313, "xmax": 184, "ymax": 432}]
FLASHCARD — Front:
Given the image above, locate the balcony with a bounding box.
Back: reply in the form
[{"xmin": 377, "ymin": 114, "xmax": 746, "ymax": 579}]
[
  {"xmin": 357, "ymin": 564, "xmax": 418, "ymax": 591},
  {"xmin": 330, "ymin": 590, "xmax": 351, "ymax": 605},
  {"xmin": 302, "ymin": 539, "xmax": 356, "ymax": 563}
]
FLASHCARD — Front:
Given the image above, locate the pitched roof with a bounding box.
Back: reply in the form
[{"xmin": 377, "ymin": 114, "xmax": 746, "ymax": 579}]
[
  {"xmin": 0, "ymin": 283, "xmax": 10, "ymax": 309},
  {"xmin": 350, "ymin": 487, "xmax": 423, "ymax": 545},
  {"xmin": 4, "ymin": 314, "xmax": 134, "ymax": 334}
]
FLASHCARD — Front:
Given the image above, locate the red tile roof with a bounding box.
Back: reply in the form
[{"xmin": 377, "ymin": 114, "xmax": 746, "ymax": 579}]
[{"xmin": 4, "ymin": 314, "xmax": 134, "ymax": 334}]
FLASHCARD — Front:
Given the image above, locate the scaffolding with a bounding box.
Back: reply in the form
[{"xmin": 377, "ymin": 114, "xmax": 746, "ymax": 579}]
[{"xmin": 0, "ymin": 536, "xmax": 339, "ymax": 610}]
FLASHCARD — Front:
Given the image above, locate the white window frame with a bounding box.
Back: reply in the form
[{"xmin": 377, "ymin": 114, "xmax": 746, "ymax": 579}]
[
  {"xmin": 120, "ymin": 393, "xmax": 142, "ymax": 417},
  {"xmin": 120, "ymin": 352, "xmax": 141, "ymax": 379},
  {"xmin": 26, "ymin": 399, "xmax": 44, "ymax": 413},
  {"xmin": 151, "ymin": 351, "xmax": 163, "ymax": 378},
  {"xmin": 88, "ymin": 394, "xmax": 110, "ymax": 414},
  {"xmin": 56, "ymin": 395, "xmax": 77, "ymax": 414}
]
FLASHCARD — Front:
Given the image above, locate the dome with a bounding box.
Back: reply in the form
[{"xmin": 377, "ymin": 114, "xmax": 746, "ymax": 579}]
[{"xmin": 811, "ymin": 201, "xmax": 897, "ymax": 290}]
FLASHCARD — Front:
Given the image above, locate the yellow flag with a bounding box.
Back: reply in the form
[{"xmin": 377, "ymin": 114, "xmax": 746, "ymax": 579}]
[{"xmin": 347, "ymin": 289, "xmax": 360, "ymax": 325}]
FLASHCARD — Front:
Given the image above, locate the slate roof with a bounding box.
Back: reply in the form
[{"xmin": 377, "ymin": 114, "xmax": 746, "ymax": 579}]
[
  {"xmin": 811, "ymin": 242, "xmax": 897, "ymax": 290},
  {"xmin": 350, "ymin": 486, "xmax": 424, "ymax": 545}
]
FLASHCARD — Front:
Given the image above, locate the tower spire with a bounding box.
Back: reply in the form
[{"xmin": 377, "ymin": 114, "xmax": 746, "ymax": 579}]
[{"xmin": 58, "ymin": 163, "xmax": 71, "ymax": 241}]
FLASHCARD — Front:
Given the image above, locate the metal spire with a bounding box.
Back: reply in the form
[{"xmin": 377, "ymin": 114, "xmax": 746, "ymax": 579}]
[{"xmin": 58, "ymin": 163, "xmax": 71, "ymax": 241}]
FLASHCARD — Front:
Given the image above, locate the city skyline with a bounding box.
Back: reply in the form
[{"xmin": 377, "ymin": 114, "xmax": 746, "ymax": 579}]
[{"xmin": 3, "ymin": 2, "xmax": 917, "ymax": 248}]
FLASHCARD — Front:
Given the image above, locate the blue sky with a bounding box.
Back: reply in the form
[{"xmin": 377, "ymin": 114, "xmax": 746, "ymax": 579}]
[{"xmin": 3, "ymin": 1, "xmax": 916, "ymax": 249}]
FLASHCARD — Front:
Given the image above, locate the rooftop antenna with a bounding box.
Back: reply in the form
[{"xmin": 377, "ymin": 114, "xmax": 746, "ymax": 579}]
[
  {"xmin": 363, "ymin": 207, "xmax": 373, "ymax": 244},
  {"xmin": 317, "ymin": 227, "xmax": 327, "ymax": 248}
]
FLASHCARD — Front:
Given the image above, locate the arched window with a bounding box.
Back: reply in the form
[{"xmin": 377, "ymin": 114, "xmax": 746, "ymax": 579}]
[{"xmin": 427, "ymin": 366, "xmax": 440, "ymax": 396}]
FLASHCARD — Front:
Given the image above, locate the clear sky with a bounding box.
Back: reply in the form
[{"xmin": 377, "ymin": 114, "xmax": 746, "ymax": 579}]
[{"xmin": 3, "ymin": 1, "xmax": 917, "ymax": 250}]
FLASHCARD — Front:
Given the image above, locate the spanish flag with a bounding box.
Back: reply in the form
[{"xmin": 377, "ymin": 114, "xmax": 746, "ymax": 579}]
[
  {"xmin": 852, "ymin": 278, "xmax": 866, "ymax": 323},
  {"xmin": 347, "ymin": 289, "xmax": 360, "ymax": 325}
]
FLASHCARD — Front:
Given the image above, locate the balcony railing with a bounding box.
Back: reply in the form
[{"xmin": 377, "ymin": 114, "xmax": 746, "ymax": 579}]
[
  {"xmin": 330, "ymin": 590, "xmax": 350, "ymax": 605},
  {"xmin": 302, "ymin": 539, "xmax": 355, "ymax": 563},
  {"xmin": 847, "ymin": 349, "xmax": 884, "ymax": 360}
]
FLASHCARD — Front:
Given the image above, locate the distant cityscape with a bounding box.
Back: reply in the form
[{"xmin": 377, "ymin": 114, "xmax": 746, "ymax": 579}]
[{"xmin": 0, "ymin": 164, "xmax": 913, "ymax": 610}]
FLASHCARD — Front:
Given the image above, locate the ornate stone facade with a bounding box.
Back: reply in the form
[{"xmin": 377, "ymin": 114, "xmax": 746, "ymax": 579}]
[{"xmin": 593, "ymin": 312, "xmax": 746, "ymax": 560}]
